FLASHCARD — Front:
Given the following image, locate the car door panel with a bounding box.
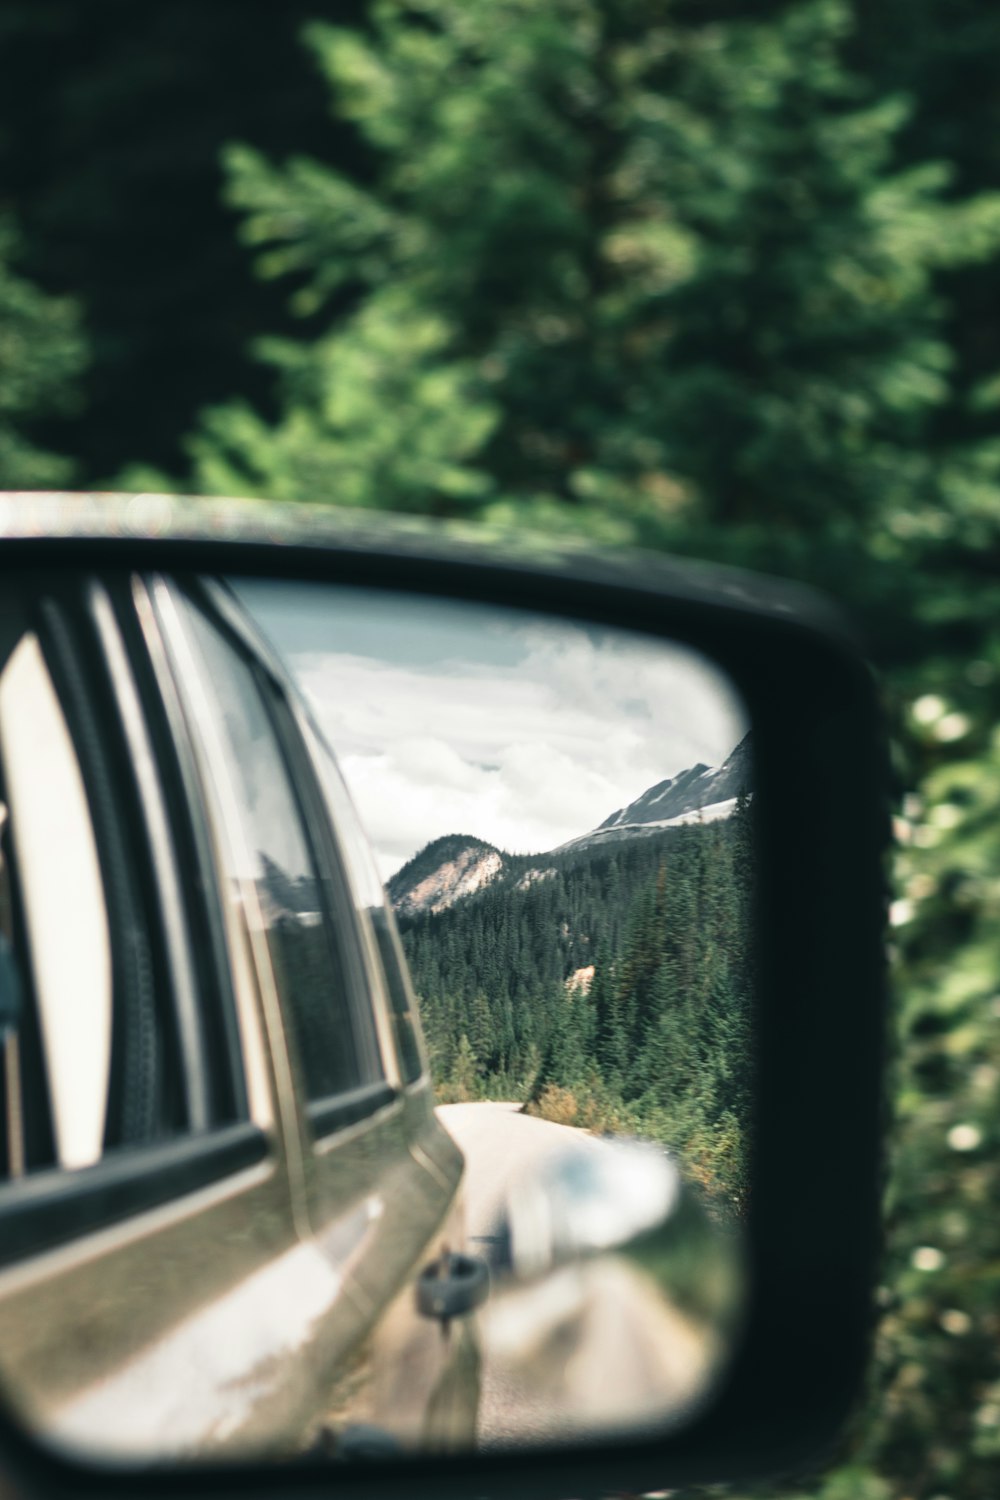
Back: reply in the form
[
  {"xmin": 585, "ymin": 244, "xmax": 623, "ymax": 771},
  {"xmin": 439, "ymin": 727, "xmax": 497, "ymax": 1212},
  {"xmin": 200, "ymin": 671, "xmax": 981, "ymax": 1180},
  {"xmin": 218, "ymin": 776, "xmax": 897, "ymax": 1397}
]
[
  {"xmin": 144, "ymin": 575, "xmax": 478, "ymax": 1453},
  {"xmin": 0, "ymin": 1144, "xmax": 311, "ymax": 1458},
  {"xmin": 0, "ymin": 581, "xmax": 326, "ymax": 1459}
]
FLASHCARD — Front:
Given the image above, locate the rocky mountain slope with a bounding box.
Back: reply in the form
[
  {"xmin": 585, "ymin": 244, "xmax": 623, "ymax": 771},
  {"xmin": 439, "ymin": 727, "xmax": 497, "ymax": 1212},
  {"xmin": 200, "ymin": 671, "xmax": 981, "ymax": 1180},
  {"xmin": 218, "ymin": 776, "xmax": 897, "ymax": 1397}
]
[
  {"xmin": 387, "ymin": 834, "xmax": 504, "ymax": 918},
  {"xmin": 388, "ymin": 734, "xmax": 752, "ymax": 916}
]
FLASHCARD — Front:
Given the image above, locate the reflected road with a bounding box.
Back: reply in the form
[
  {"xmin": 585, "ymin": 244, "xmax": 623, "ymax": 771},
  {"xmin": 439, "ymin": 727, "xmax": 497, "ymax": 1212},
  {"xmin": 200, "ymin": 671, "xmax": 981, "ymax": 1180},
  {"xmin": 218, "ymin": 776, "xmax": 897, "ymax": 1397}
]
[{"xmin": 436, "ymin": 1102, "xmax": 720, "ymax": 1450}]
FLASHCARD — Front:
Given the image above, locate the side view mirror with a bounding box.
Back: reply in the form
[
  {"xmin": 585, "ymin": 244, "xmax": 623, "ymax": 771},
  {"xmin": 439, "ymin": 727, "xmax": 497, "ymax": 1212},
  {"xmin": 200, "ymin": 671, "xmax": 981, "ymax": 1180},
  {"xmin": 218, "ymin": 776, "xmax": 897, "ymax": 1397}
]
[{"xmin": 0, "ymin": 494, "xmax": 887, "ymax": 1500}]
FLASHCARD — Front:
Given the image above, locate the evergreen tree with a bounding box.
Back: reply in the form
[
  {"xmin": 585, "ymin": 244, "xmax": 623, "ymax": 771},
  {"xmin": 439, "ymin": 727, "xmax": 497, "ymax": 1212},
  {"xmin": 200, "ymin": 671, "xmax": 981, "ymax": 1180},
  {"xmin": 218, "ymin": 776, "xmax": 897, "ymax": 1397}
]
[
  {"xmin": 449, "ymin": 1032, "xmax": 480, "ymax": 1102},
  {"xmin": 182, "ymin": 0, "xmax": 1000, "ymax": 562},
  {"xmin": 0, "ymin": 1, "xmax": 365, "ymax": 484},
  {"xmin": 0, "ymin": 215, "xmax": 87, "ymax": 487}
]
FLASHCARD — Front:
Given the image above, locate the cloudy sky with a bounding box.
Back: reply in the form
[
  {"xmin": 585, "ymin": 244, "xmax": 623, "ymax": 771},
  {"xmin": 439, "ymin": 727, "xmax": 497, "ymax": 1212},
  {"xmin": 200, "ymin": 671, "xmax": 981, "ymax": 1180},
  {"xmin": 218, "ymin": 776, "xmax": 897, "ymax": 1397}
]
[{"xmin": 236, "ymin": 581, "xmax": 750, "ymax": 881}]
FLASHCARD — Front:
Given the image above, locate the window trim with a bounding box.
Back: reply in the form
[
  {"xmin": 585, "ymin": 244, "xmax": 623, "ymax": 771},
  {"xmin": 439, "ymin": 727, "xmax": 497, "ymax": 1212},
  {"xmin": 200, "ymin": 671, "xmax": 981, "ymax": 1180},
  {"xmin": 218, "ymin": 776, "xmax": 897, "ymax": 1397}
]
[
  {"xmin": 0, "ymin": 580, "xmax": 273, "ymax": 1254},
  {"xmin": 128, "ymin": 576, "xmax": 249, "ymax": 1124},
  {"xmin": 0, "ymin": 807, "xmax": 56, "ymax": 1179},
  {"xmin": 255, "ymin": 676, "xmax": 393, "ymax": 1105},
  {"xmin": 204, "ymin": 575, "xmax": 419, "ymax": 1091},
  {"xmin": 291, "ymin": 703, "xmax": 423, "ymax": 1088},
  {"xmin": 307, "ymin": 1081, "xmax": 397, "ymax": 1141},
  {"xmin": 0, "ymin": 1123, "xmax": 267, "ymax": 1269},
  {"xmin": 144, "ymin": 578, "xmax": 292, "ymax": 1160},
  {"xmin": 88, "ymin": 584, "xmax": 211, "ymax": 1133}
]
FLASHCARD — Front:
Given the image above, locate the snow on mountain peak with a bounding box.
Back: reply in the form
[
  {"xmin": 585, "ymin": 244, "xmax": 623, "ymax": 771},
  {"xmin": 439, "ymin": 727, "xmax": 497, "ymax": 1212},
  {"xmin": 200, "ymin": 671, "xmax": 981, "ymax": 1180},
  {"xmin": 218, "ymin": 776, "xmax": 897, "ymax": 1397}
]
[
  {"xmin": 557, "ymin": 733, "xmax": 752, "ymax": 855},
  {"xmin": 387, "ymin": 735, "xmax": 753, "ymax": 914}
]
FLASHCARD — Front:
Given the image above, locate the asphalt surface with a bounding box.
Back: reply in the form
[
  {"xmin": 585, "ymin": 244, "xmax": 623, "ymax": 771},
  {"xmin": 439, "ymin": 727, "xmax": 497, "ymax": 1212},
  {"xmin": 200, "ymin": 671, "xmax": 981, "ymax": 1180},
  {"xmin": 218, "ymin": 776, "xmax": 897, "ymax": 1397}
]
[{"xmin": 435, "ymin": 1101, "xmax": 720, "ymax": 1451}]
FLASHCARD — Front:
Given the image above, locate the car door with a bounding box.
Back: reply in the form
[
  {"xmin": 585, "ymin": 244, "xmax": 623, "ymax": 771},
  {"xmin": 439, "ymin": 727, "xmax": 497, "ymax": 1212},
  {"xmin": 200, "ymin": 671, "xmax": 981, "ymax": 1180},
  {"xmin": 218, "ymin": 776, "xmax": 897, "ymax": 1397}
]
[
  {"xmin": 144, "ymin": 574, "xmax": 478, "ymax": 1455},
  {"xmin": 0, "ymin": 576, "xmax": 307, "ymax": 1461}
]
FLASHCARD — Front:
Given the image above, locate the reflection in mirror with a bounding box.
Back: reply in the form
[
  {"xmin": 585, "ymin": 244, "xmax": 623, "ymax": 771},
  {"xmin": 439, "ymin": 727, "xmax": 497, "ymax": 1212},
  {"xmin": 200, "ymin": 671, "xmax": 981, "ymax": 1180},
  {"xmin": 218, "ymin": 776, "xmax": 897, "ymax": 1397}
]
[
  {"xmin": 0, "ymin": 575, "xmax": 752, "ymax": 1466},
  {"xmin": 239, "ymin": 582, "xmax": 752, "ymax": 1450}
]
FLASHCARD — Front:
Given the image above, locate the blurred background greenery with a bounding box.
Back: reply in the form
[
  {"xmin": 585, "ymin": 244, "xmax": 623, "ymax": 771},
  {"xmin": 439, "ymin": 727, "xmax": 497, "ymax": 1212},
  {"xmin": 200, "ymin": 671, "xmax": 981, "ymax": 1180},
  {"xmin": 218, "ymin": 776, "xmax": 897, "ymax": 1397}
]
[{"xmin": 2, "ymin": 2, "xmax": 999, "ymax": 1494}]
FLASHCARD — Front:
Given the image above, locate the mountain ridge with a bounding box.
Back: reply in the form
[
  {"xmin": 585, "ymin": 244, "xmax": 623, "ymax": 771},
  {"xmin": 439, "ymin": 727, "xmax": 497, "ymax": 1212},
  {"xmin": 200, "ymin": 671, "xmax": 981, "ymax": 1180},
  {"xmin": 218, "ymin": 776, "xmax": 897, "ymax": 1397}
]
[
  {"xmin": 387, "ymin": 733, "xmax": 752, "ymax": 917},
  {"xmin": 387, "ymin": 833, "xmax": 503, "ymax": 918},
  {"xmin": 558, "ymin": 731, "xmax": 753, "ymax": 854}
]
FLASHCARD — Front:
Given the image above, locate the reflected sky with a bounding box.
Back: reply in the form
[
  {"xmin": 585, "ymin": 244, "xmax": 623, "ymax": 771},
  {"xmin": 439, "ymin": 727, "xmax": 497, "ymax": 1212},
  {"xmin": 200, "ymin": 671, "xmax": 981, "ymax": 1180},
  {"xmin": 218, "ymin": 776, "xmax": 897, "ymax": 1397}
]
[{"xmin": 235, "ymin": 582, "xmax": 749, "ymax": 879}]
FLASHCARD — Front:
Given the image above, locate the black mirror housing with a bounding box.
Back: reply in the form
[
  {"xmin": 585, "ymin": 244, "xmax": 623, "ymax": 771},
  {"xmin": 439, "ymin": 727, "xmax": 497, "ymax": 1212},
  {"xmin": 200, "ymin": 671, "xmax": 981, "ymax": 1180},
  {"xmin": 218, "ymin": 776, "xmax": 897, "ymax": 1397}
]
[{"xmin": 0, "ymin": 494, "xmax": 889, "ymax": 1500}]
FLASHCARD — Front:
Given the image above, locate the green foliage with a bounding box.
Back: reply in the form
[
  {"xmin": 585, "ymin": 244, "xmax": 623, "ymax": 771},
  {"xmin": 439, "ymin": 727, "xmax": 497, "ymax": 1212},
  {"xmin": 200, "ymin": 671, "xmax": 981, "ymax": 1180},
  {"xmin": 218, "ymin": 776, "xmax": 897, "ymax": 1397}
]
[
  {"xmin": 0, "ymin": 217, "xmax": 87, "ymax": 488},
  {"xmin": 0, "ymin": 3, "xmax": 366, "ymax": 483},
  {"xmin": 186, "ymin": 293, "xmax": 499, "ymax": 511},
  {"xmin": 436, "ymin": 1032, "xmax": 481, "ymax": 1104},
  {"xmin": 185, "ymin": 0, "xmax": 1000, "ymax": 550},
  {"xmin": 626, "ymin": 4, "xmax": 1000, "ymax": 535}
]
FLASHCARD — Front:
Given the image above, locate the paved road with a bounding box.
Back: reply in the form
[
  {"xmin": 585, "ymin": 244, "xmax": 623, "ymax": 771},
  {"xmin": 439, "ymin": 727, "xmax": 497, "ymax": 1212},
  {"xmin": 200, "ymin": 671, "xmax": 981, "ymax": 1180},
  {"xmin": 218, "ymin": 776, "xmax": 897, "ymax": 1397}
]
[{"xmin": 435, "ymin": 1101, "xmax": 720, "ymax": 1451}]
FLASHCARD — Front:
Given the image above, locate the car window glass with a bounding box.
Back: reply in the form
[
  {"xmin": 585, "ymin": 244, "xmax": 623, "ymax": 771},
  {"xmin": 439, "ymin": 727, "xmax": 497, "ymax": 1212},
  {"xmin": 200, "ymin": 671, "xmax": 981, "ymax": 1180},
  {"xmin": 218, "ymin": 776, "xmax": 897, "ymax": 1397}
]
[
  {"xmin": 169, "ymin": 595, "xmax": 383, "ymax": 1105},
  {"xmin": 0, "ymin": 762, "xmax": 55, "ymax": 1182},
  {"xmin": 0, "ymin": 590, "xmax": 190, "ymax": 1189},
  {"xmin": 299, "ymin": 714, "xmax": 425, "ymax": 1086},
  {"xmin": 0, "ymin": 634, "xmax": 112, "ymax": 1171}
]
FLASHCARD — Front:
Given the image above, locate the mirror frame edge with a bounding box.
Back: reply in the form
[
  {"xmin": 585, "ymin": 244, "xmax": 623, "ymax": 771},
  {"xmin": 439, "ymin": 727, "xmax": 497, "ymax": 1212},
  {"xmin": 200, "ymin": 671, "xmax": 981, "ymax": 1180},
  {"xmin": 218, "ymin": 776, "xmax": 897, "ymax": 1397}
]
[{"xmin": 0, "ymin": 519, "xmax": 890, "ymax": 1499}]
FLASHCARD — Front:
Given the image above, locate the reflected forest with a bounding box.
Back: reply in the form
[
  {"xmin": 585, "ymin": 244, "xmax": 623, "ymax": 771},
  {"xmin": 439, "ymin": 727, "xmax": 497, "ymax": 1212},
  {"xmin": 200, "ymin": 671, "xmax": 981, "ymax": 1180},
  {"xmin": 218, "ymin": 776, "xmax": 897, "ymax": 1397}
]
[{"xmin": 392, "ymin": 798, "xmax": 754, "ymax": 1217}]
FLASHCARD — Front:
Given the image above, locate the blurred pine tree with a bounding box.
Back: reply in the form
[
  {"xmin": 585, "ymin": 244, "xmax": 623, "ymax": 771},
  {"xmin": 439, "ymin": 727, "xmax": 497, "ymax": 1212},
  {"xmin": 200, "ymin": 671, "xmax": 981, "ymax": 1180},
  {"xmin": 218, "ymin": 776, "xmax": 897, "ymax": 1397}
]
[{"xmin": 0, "ymin": 215, "xmax": 87, "ymax": 487}]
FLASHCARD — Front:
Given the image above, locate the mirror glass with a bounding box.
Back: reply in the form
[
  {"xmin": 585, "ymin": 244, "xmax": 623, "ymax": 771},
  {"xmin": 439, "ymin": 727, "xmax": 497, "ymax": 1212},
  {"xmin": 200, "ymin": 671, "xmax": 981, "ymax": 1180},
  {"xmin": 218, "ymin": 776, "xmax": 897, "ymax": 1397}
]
[{"xmin": 0, "ymin": 574, "xmax": 752, "ymax": 1464}]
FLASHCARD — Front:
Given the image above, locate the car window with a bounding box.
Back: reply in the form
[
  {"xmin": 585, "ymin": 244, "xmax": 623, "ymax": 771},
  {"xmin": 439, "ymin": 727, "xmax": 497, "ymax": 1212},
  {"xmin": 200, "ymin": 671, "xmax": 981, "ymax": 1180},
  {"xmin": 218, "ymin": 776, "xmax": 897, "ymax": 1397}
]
[
  {"xmin": 0, "ymin": 580, "xmax": 271, "ymax": 1269},
  {"xmin": 164, "ymin": 590, "xmax": 385, "ymax": 1115},
  {"xmin": 0, "ymin": 590, "xmax": 201, "ymax": 1199},
  {"xmin": 297, "ymin": 712, "xmax": 425, "ymax": 1087},
  {"xmin": 0, "ymin": 632, "xmax": 112, "ymax": 1172}
]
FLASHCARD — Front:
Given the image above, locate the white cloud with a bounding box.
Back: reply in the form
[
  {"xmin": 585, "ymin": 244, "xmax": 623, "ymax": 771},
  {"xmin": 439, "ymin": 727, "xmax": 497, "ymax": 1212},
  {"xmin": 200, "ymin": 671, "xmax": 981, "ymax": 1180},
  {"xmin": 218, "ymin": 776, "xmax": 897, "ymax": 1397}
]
[
  {"xmin": 286, "ymin": 619, "xmax": 747, "ymax": 879},
  {"xmin": 236, "ymin": 581, "xmax": 748, "ymax": 878}
]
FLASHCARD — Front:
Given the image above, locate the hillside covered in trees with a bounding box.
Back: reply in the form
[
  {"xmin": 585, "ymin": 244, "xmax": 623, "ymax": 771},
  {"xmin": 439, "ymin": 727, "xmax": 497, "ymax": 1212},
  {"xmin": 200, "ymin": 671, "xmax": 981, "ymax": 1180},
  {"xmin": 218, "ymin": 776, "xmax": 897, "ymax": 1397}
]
[{"xmin": 395, "ymin": 798, "xmax": 755, "ymax": 1212}]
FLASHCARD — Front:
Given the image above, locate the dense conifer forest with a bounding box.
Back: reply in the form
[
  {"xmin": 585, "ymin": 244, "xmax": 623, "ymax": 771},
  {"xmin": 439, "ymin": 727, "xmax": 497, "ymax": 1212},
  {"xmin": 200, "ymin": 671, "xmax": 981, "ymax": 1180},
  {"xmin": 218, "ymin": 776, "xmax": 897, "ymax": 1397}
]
[{"xmin": 396, "ymin": 799, "xmax": 754, "ymax": 1212}]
